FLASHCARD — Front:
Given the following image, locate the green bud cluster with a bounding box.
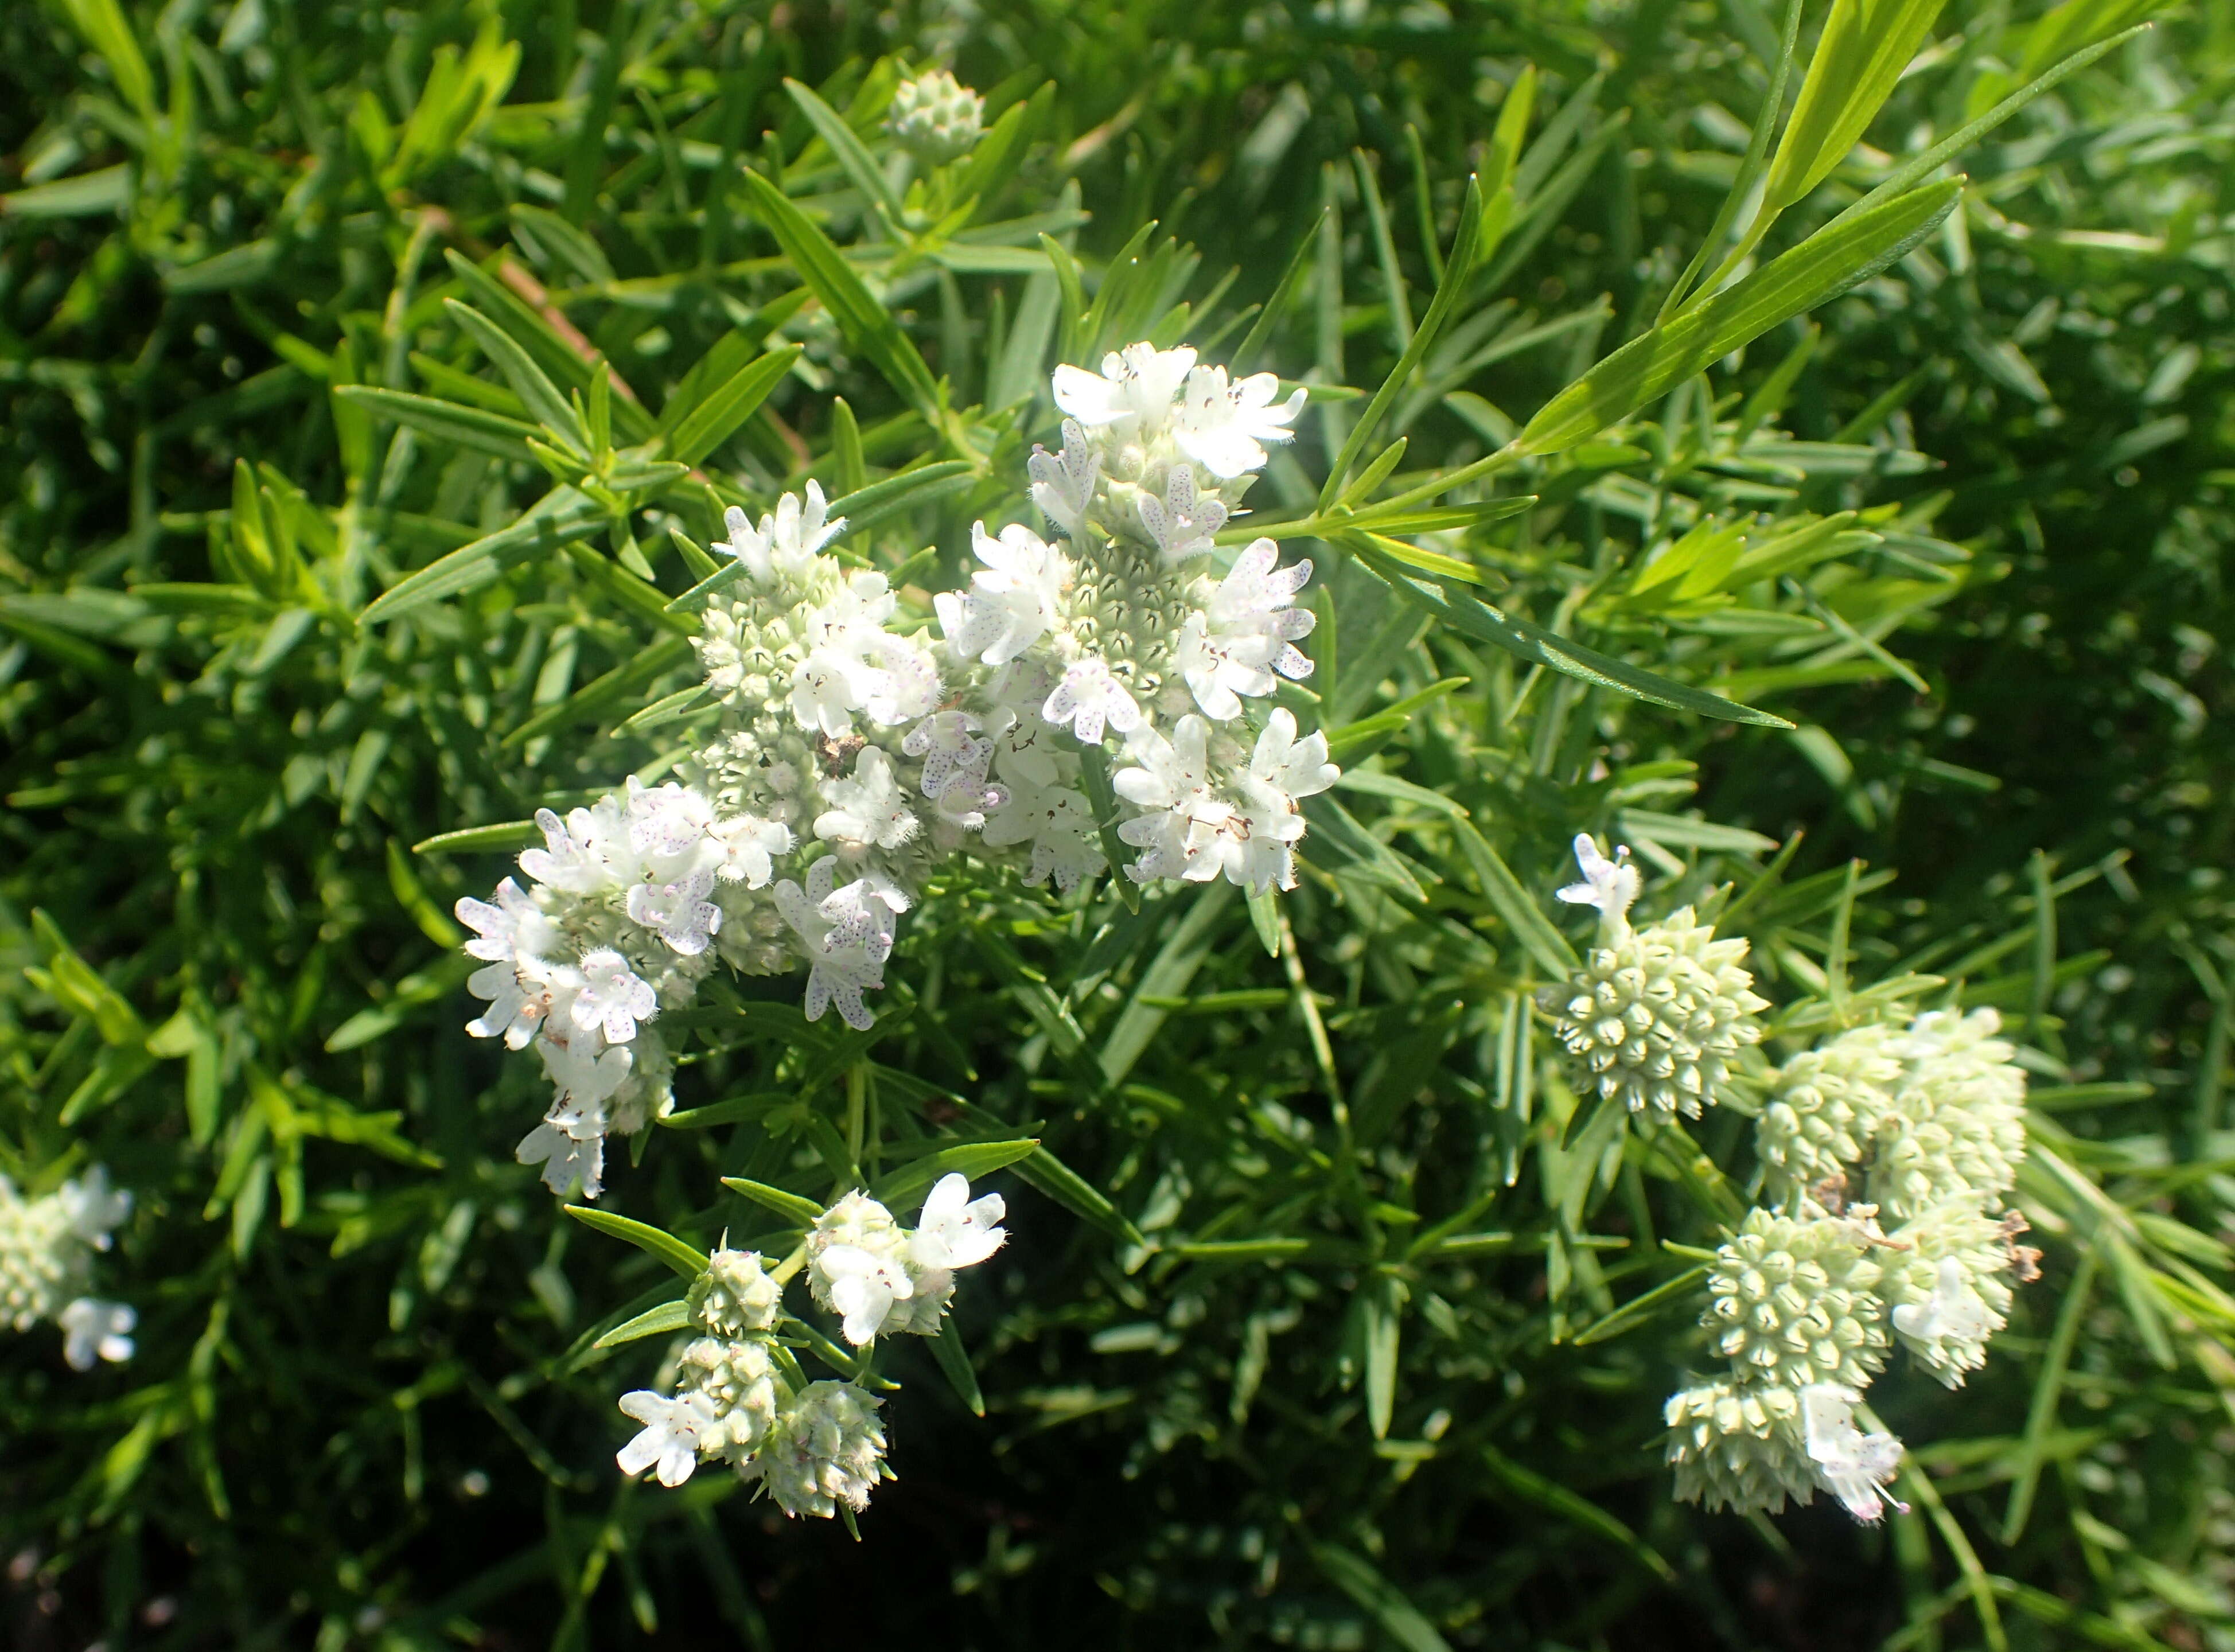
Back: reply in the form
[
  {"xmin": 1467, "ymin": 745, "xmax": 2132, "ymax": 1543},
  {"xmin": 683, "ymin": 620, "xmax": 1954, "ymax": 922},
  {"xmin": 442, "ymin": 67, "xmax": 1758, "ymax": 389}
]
[
  {"xmin": 688, "ymin": 1246, "xmax": 782, "ymax": 1338},
  {"xmin": 0, "ymin": 1188, "xmax": 79, "ymax": 1331},
  {"xmin": 678, "ymin": 1335, "xmax": 784, "ymax": 1459},
  {"xmin": 1548, "ymin": 907, "xmax": 1769, "ymax": 1119},
  {"xmin": 1665, "ymin": 1000, "xmax": 2035, "ymax": 1521},
  {"xmin": 747, "ymin": 1380, "xmax": 891, "ymax": 1518},
  {"xmin": 1704, "ymin": 1208, "xmax": 1889, "ymax": 1390},
  {"xmin": 1871, "ymin": 1009, "xmax": 2028, "ymax": 1221},
  {"xmin": 1664, "ymin": 1380, "xmax": 1820, "ymax": 1515},
  {"xmin": 1756, "ymin": 1023, "xmax": 1905, "ymax": 1205},
  {"xmin": 885, "ymin": 68, "xmax": 984, "ymax": 165}
]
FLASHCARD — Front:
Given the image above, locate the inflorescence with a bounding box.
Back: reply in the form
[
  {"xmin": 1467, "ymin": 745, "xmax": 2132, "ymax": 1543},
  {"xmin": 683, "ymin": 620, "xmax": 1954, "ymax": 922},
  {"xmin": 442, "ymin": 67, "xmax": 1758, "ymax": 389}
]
[
  {"xmin": 613, "ymin": 1175, "xmax": 1004, "ymax": 1519},
  {"xmin": 1542, "ymin": 837, "xmax": 2037, "ymax": 1523},
  {"xmin": 0, "ymin": 1165, "xmax": 135, "ymax": 1372},
  {"xmin": 457, "ymin": 344, "xmax": 1334, "ymax": 1200}
]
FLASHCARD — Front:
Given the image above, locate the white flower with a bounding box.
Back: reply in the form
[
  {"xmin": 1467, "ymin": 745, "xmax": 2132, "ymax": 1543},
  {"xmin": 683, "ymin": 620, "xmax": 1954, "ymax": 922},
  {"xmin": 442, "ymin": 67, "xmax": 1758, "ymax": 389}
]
[
  {"xmin": 821, "ymin": 871, "xmax": 911, "ymax": 963},
  {"xmin": 1798, "ymin": 1385, "xmax": 1906, "ymax": 1523},
  {"xmin": 1027, "ymin": 418, "xmax": 1101, "ymax": 537},
  {"xmin": 815, "ymin": 1242, "xmax": 916, "ymax": 1345},
  {"xmin": 814, "ymin": 746, "xmax": 920, "ymax": 852},
  {"xmin": 711, "ymin": 815, "xmax": 791, "ymax": 887},
  {"xmin": 57, "ymin": 1167, "xmax": 131, "ymax": 1251},
  {"xmin": 1137, "ymin": 463, "xmax": 1228, "ymax": 563},
  {"xmin": 572, "ymin": 950, "xmax": 657, "ymax": 1045},
  {"xmin": 1231, "ymin": 710, "xmax": 1338, "ymax": 893},
  {"xmin": 616, "ymin": 1390, "xmax": 721, "ymax": 1487},
  {"xmin": 455, "ymin": 877, "xmax": 559, "ymax": 965},
  {"xmin": 719, "ymin": 482, "xmax": 847, "ymax": 583},
  {"xmin": 937, "ymin": 523, "xmax": 1071, "ymax": 666},
  {"xmin": 466, "ymin": 955, "xmax": 574, "ymax": 1050},
  {"xmin": 1042, "ymin": 657, "xmax": 1142, "ymax": 745},
  {"xmin": 1052, "ymin": 342, "xmax": 1196, "ymax": 439},
  {"xmin": 57, "ymin": 1298, "xmax": 135, "ymax": 1370},
  {"xmin": 516, "ymin": 1122, "xmax": 604, "ymax": 1198},
  {"xmin": 1204, "ymin": 538, "xmax": 1317, "ymax": 677},
  {"xmin": 519, "ymin": 801, "xmax": 632, "ymax": 895},
  {"xmin": 982, "ymin": 780, "xmax": 1107, "ymax": 892},
  {"xmin": 789, "ymin": 650, "xmax": 860, "ymax": 738},
  {"xmin": 536, "ymin": 1030, "xmax": 633, "ymax": 1136},
  {"xmin": 910, "ymin": 1174, "xmax": 1007, "ymax": 1273},
  {"xmin": 903, "ymin": 711, "xmax": 994, "ymax": 802},
  {"xmin": 1170, "ymin": 612, "xmax": 1273, "ymax": 722},
  {"xmin": 1889, "ymin": 1255, "xmax": 1994, "ymax": 1350},
  {"xmin": 627, "ymin": 868, "xmax": 722, "ymax": 956},
  {"xmin": 1171, "ymin": 364, "xmax": 1307, "ymax": 479},
  {"xmin": 1556, "ymin": 833, "xmax": 1641, "ymax": 935},
  {"xmin": 1113, "ymin": 716, "xmax": 1231, "ymax": 884},
  {"xmin": 986, "ymin": 692, "xmax": 1064, "ymax": 789},
  {"xmin": 776, "ymin": 860, "xmax": 887, "ymax": 1031}
]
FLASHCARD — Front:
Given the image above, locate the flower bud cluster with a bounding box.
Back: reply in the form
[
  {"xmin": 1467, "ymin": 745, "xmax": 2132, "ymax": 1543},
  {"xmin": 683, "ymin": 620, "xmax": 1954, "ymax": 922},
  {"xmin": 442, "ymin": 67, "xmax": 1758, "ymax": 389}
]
[
  {"xmin": 1544, "ymin": 835, "xmax": 1769, "ymax": 1119},
  {"xmin": 885, "ymin": 67, "xmax": 984, "ymax": 165},
  {"xmin": 0, "ymin": 1166, "xmax": 135, "ymax": 1372},
  {"xmin": 613, "ymin": 1175, "xmax": 1005, "ymax": 1519},
  {"xmin": 457, "ymin": 346, "xmax": 1338, "ymax": 1200},
  {"xmin": 1664, "ymin": 1005, "xmax": 2037, "ymax": 1524}
]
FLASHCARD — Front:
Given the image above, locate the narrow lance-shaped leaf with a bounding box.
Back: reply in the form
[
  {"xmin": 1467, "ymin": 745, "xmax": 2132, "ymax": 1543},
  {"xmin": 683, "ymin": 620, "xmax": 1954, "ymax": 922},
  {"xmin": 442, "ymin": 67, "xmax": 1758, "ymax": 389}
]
[
  {"xmin": 1761, "ymin": 0, "xmax": 1950, "ymax": 215},
  {"xmin": 1517, "ymin": 178, "xmax": 1961, "ymax": 457},
  {"xmin": 1354, "ymin": 544, "xmax": 1795, "ymax": 728}
]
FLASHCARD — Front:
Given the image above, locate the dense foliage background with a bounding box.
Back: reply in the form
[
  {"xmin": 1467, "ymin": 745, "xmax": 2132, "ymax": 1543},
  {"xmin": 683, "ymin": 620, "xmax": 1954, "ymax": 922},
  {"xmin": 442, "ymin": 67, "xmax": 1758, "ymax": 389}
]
[{"xmin": 3, "ymin": 0, "xmax": 2231, "ymax": 1647}]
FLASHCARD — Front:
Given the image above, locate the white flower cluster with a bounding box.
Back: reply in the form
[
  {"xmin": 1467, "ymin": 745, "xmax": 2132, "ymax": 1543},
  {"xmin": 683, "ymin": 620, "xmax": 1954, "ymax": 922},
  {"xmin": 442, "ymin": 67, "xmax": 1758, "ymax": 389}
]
[
  {"xmin": 457, "ymin": 779, "xmax": 739, "ymax": 1198},
  {"xmin": 614, "ymin": 1175, "xmax": 1004, "ymax": 1518},
  {"xmin": 0, "ymin": 1166, "xmax": 135, "ymax": 1371},
  {"xmin": 1664, "ymin": 1008, "xmax": 2038, "ymax": 1524},
  {"xmin": 455, "ymin": 346, "xmax": 1337, "ymax": 1199}
]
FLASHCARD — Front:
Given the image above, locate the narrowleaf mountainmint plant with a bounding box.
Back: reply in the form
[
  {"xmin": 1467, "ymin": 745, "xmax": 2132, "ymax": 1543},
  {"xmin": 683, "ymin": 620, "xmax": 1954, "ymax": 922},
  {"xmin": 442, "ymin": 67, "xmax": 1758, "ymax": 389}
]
[
  {"xmin": 0, "ymin": 1166, "xmax": 135, "ymax": 1372},
  {"xmin": 455, "ymin": 345, "xmax": 1333, "ymax": 1201}
]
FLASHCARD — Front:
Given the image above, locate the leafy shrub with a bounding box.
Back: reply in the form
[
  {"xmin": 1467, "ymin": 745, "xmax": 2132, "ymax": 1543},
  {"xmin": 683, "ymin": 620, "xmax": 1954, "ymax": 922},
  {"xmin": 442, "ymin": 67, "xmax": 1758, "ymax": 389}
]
[{"xmin": 3, "ymin": 1, "xmax": 2232, "ymax": 1649}]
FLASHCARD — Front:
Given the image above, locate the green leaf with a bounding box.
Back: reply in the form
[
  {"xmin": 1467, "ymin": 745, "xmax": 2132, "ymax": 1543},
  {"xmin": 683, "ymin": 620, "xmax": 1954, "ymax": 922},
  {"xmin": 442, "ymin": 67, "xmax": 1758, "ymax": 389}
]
[
  {"xmin": 738, "ymin": 168, "xmax": 940, "ymax": 415},
  {"xmin": 930, "ymin": 1316, "xmax": 987, "ymax": 1416},
  {"xmin": 1009, "ymin": 1147, "xmax": 1147, "ymax": 1248},
  {"xmin": 1762, "ymin": 0, "xmax": 1949, "ymax": 213},
  {"xmin": 1362, "ymin": 1273, "xmax": 1405, "ymax": 1439},
  {"xmin": 719, "ymin": 1177, "xmax": 824, "ymax": 1227},
  {"xmin": 1310, "ymin": 1545, "xmax": 1452, "ymax": 1652},
  {"xmin": 1451, "ymin": 819, "xmax": 1582, "ymax": 979},
  {"xmin": 1480, "ymin": 1444, "xmax": 1679, "ymax": 1583},
  {"xmin": 1518, "ymin": 180, "xmax": 1963, "ymax": 457},
  {"xmin": 412, "ymin": 820, "xmax": 541, "ymax": 856},
  {"xmin": 361, "ymin": 488, "xmax": 606, "ymax": 623},
  {"xmin": 870, "ymin": 1139, "xmax": 1039, "ymax": 1209},
  {"xmin": 502, "ymin": 635, "xmax": 693, "ymax": 746},
  {"xmin": 663, "ymin": 345, "xmax": 801, "ymax": 468},
  {"xmin": 334, "ymin": 387, "xmax": 540, "ymax": 463},
  {"xmin": 591, "ymin": 1298, "xmax": 692, "ymax": 1350},
  {"xmin": 1321, "ymin": 177, "xmax": 1485, "ymax": 509},
  {"xmin": 2, "ymin": 163, "xmax": 131, "ymax": 219},
  {"xmin": 1572, "ymin": 1264, "xmax": 1710, "ymax": 1344},
  {"xmin": 1354, "ymin": 544, "xmax": 1796, "ymax": 728},
  {"xmin": 561, "ymin": 1206, "xmax": 708, "ymax": 1279},
  {"xmin": 783, "ymin": 78, "xmax": 905, "ymax": 226},
  {"xmin": 444, "ymin": 301, "xmax": 586, "ymax": 449}
]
